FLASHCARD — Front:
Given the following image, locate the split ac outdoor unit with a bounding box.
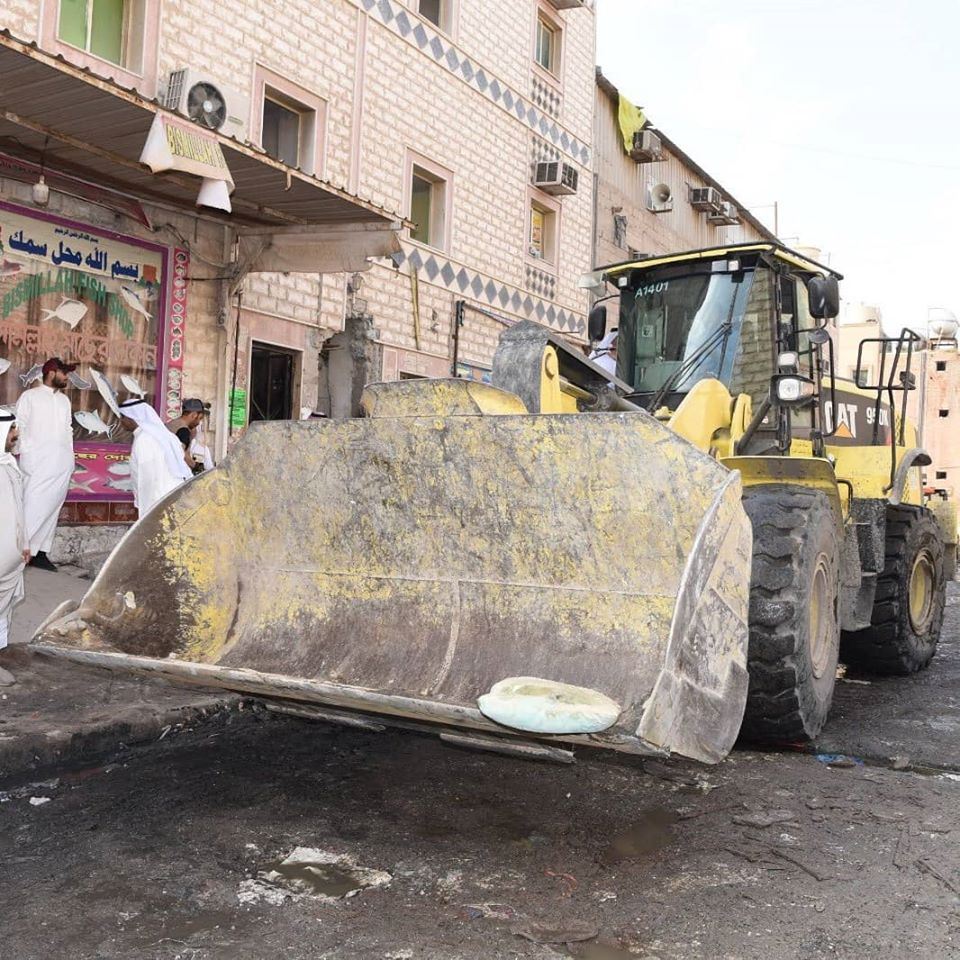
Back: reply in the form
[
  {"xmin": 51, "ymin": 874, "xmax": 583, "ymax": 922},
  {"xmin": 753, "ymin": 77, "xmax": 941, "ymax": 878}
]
[
  {"xmin": 689, "ymin": 186, "xmax": 723, "ymax": 212},
  {"xmin": 161, "ymin": 68, "xmax": 250, "ymax": 141},
  {"xmin": 707, "ymin": 202, "xmax": 741, "ymax": 225},
  {"xmin": 533, "ymin": 161, "xmax": 579, "ymax": 196},
  {"xmin": 647, "ymin": 182, "xmax": 673, "ymax": 213},
  {"xmin": 630, "ymin": 130, "xmax": 663, "ymax": 163}
]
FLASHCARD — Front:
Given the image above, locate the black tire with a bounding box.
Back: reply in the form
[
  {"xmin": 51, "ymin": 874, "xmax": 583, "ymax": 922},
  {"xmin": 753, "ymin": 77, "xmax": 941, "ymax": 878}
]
[
  {"xmin": 740, "ymin": 486, "xmax": 841, "ymax": 743},
  {"xmin": 840, "ymin": 505, "xmax": 945, "ymax": 674}
]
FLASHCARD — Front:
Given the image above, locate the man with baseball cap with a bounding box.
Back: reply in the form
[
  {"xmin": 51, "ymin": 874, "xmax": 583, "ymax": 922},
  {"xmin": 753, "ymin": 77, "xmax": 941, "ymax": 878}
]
[
  {"xmin": 15, "ymin": 357, "xmax": 77, "ymax": 572},
  {"xmin": 166, "ymin": 398, "xmax": 211, "ymax": 474}
]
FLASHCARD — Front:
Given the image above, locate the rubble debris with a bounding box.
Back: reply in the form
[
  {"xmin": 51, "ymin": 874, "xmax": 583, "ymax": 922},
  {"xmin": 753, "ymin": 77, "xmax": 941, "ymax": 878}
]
[
  {"xmin": 460, "ymin": 903, "xmax": 517, "ymax": 921},
  {"xmin": 732, "ymin": 810, "xmax": 797, "ymax": 829},
  {"xmin": 511, "ymin": 919, "xmax": 599, "ymax": 944},
  {"xmin": 916, "ymin": 858, "xmax": 960, "ymax": 896},
  {"xmin": 28, "ymin": 796, "xmax": 51, "ymax": 806}
]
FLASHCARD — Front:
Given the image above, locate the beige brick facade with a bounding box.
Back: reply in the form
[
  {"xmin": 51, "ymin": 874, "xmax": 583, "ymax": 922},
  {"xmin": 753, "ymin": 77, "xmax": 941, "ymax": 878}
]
[
  {"xmin": 593, "ymin": 72, "xmax": 773, "ymax": 333},
  {"xmin": 2, "ymin": 0, "xmax": 598, "ymax": 443}
]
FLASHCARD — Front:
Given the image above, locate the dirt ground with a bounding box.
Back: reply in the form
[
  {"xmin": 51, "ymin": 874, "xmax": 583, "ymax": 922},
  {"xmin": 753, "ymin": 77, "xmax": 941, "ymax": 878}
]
[{"xmin": 2, "ymin": 591, "xmax": 960, "ymax": 960}]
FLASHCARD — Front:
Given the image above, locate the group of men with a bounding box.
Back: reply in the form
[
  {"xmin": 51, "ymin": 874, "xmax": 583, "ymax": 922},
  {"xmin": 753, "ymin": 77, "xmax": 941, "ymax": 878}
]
[{"xmin": 0, "ymin": 356, "xmax": 210, "ymax": 671}]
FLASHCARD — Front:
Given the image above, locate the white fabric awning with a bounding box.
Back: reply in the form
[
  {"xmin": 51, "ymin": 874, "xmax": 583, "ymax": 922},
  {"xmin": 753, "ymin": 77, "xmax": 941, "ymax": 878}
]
[{"xmin": 237, "ymin": 223, "xmax": 402, "ymax": 274}]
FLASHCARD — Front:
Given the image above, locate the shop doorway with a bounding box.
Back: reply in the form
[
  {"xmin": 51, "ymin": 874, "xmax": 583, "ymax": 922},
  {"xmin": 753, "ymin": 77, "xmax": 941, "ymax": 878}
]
[{"xmin": 250, "ymin": 342, "xmax": 299, "ymax": 422}]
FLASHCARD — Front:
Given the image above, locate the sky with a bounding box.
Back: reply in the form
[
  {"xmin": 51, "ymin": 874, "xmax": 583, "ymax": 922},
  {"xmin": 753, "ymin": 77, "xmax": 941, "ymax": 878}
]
[{"xmin": 596, "ymin": 0, "xmax": 960, "ymax": 333}]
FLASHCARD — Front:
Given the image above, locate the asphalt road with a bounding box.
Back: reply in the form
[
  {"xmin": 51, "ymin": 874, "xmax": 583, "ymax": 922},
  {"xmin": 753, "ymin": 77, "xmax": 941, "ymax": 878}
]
[{"xmin": 3, "ymin": 589, "xmax": 960, "ymax": 960}]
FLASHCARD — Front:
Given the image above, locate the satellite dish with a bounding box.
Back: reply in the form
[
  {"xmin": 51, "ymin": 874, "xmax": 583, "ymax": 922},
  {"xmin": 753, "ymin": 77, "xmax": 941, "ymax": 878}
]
[{"xmin": 186, "ymin": 81, "xmax": 227, "ymax": 131}]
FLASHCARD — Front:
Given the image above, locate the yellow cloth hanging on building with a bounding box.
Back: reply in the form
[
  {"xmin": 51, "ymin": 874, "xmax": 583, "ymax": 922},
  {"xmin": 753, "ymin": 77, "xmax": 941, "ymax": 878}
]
[{"xmin": 618, "ymin": 94, "xmax": 646, "ymax": 154}]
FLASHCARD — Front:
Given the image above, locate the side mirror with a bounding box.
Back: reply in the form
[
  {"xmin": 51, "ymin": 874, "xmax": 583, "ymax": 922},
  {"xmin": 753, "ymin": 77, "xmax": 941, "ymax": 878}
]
[
  {"xmin": 588, "ymin": 304, "xmax": 608, "ymax": 343},
  {"xmin": 808, "ymin": 275, "xmax": 840, "ymax": 319}
]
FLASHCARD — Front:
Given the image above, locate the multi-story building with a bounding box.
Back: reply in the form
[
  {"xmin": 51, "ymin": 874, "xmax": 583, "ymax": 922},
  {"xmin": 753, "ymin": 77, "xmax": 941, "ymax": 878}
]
[
  {"xmin": 0, "ymin": 0, "xmax": 597, "ymax": 561},
  {"xmin": 914, "ymin": 338, "xmax": 960, "ymax": 496},
  {"xmin": 592, "ymin": 70, "xmax": 774, "ymax": 329},
  {"xmin": 833, "ymin": 305, "xmax": 960, "ymax": 496}
]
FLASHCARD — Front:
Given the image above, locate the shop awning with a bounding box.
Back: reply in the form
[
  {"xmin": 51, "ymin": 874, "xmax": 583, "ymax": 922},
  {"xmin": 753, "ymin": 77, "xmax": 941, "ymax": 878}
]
[{"xmin": 0, "ymin": 31, "xmax": 401, "ymax": 237}]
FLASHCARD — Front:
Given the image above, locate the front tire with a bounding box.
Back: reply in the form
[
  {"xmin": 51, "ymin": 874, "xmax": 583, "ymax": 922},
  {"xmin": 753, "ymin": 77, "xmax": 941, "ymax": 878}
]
[
  {"xmin": 740, "ymin": 486, "xmax": 841, "ymax": 743},
  {"xmin": 841, "ymin": 505, "xmax": 945, "ymax": 674}
]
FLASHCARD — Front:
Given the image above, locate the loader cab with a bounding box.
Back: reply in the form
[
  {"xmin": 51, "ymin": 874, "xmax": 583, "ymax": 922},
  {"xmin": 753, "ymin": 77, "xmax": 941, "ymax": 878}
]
[{"xmin": 599, "ymin": 243, "xmax": 842, "ymax": 455}]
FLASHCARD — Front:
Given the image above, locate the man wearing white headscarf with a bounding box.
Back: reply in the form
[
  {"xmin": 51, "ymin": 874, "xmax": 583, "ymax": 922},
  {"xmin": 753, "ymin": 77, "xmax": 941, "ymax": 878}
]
[
  {"xmin": 590, "ymin": 328, "xmax": 618, "ymax": 376},
  {"xmin": 119, "ymin": 399, "xmax": 193, "ymax": 516},
  {"xmin": 0, "ymin": 412, "xmax": 29, "ymax": 683}
]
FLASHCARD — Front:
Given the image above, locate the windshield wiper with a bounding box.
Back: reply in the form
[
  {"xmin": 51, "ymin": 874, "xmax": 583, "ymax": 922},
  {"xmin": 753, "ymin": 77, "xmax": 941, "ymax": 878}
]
[{"xmin": 644, "ymin": 320, "xmax": 734, "ymax": 413}]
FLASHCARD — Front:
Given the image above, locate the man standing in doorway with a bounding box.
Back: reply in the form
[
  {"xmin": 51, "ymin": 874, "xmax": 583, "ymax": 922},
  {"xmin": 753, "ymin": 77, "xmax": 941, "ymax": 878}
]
[{"xmin": 15, "ymin": 357, "xmax": 76, "ymax": 572}]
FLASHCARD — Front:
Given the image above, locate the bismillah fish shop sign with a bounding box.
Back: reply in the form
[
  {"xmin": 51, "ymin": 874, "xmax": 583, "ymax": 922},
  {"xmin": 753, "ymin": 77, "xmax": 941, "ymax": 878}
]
[{"xmin": 0, "ymin": 201, "xmax": 171, "ymax": 502}]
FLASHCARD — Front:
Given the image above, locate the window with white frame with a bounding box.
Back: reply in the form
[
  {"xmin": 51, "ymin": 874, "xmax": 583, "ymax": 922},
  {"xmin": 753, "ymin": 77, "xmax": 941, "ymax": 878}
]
[
  {"xmin": 528, "ymin": 196, "xmax": 558, "ymax": 265},
  {"xmin": 408, "ymin": 159, "xmax": 451, "ymax": 251},
  {"xmin": 535, "ymin": 12, "xmax": 560, "ymax": 75},
  {"xmin": 253, "ymin": 68, "xmax": 326, "ymax": 176},
  {"xmin": 58, "ymin": 0, "xmax": 143, "ymax": 69},
  {"xmin": 417, "ymin": 0, "xmax": 453, "ymax": 33}
]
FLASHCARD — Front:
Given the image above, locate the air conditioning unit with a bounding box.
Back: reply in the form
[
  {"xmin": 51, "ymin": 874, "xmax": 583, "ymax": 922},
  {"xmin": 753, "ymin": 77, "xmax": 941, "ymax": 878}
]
[
  {"xmin": 689, "ymin": 186, "xmax": 723, "ymax": 212},
  {"xmin": 545, "ymin": 0, "xmax": 587, "ymax": 8},
  {"xmin": 533, "ymin": 161, "xmax": 579, "ymax": 196},
  {"xmin": 647, "ymin": 181, "xmax": 673, "ymax": 213},
  {"xmin": 630, "ymin": 130, "xmax": 663, "ymax": 163},
  {"xmin": 707, "ymin": 202, "xmax": 740, "ymax": 225},
  {"xmin": 160, "ymin": 68, "xmax": 250, "ymax": 141}
]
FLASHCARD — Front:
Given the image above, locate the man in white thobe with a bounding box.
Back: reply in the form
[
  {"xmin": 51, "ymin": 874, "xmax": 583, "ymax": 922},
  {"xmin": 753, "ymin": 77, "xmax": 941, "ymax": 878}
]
[
  {"xmin": 0, "ymin": 412, "xmax": 29, "ymax": 683},
  {"xmin": 119, "ymin": 399, "xmax": 194, "ymax": 516},
  {"xmin": 15, "ymin": 357, "xmax": 76, "ymax": 572},
  {"xmin": 590, "ymin": 329, "xmax": 618, "ymax": 376}
]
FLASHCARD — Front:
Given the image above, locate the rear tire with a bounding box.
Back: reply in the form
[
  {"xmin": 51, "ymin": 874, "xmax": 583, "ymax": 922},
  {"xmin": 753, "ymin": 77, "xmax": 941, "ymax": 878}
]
[
  {"xmin": 740, "ymin": 486, "xmax": 841, "ymax": 743},
  {"xmin": 840, "ymin": 505, "xmax": 945, "ymax": 674}
]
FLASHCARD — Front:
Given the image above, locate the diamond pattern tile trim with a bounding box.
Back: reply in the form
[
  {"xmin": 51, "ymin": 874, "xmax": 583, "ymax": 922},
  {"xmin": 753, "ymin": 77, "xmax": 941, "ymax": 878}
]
[
  {"xmin": 387, "ymin": 245, "xmax": 584, "ymax": 335},
  {"xmin": 352, "ymin": 0, "xmax": 590, "ymax": 167}
]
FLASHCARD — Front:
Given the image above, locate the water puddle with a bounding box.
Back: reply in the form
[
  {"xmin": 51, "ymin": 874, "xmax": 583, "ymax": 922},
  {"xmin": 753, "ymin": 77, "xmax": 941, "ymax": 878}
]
[
  {"xmin": 602, "ymin": 807, "xmax": 678, "ymax": 863},
  {"xmin": 261, "ymin": 859, "xmax": 369, "ymax": 899},
  {"xmin": 238, "ymin": 847, "xmax": 391, "ymax": 905}
]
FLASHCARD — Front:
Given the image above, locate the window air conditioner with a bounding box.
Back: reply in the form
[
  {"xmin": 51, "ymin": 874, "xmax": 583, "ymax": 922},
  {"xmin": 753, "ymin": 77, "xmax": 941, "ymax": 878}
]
[
  {"xmin": 707, "ymin": 202, "xmax": 741, "ymax": 225},
  {"xmin": 533, "ymin": 161, "xmax": 579, "ymax": 196},
  {"xmin": 689, "ymin": 187, "xmax": 723, "ymax": 212},
  {"xmin": 161, "ymin": 68, "xmax": 250, "ymax": 141},
  {"xmin": 630, "ymin": 130, "xmax": 663, "ymax": 163}
]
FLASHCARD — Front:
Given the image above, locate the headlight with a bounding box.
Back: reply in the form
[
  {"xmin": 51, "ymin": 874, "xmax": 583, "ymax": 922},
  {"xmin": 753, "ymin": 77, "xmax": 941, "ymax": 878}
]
[
  {"xmin": 777, "ymin": 351, "xmax": 799, "ymax": 371},
  {"xmin": 774, "ymin": 375, "xmax": 816, "ymax": 404}
]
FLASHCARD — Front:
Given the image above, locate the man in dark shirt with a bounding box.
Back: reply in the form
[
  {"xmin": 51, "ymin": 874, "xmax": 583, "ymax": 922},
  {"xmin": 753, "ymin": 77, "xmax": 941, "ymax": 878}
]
[{"xmin": 165, "ymin": 398, "xmax": 208, "ymax": 475}]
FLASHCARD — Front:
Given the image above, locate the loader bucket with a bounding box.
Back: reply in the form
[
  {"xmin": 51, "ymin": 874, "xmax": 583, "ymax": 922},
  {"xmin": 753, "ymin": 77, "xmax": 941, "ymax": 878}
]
[{"xmin": 34, "ymin": 393, "xmax": 752, "ymax": 763}]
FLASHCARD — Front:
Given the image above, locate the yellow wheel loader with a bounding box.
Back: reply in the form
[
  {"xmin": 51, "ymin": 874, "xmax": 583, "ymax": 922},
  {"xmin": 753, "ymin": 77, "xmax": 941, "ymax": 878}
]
[{"xmin": 34, "ymin": 243, "xmax": 950, "ymax": 764}]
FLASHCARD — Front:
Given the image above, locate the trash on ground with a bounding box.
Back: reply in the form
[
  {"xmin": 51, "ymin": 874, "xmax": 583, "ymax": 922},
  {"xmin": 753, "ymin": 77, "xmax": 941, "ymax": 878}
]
[
  {"xmin": 28, "ymin": 796, "xmax": 51, "ymax": 806},
  {"xmin": 237, "ymin": 847, "xmax": 391, "ymax": 904},
  {"xmin": 814, "ymin": 754, "xmax": 864, "ymax": 768},
  {"xmin": 460, "ymin": 903, "xmax": 517, "ymax": 921},
  {"xmin": 511, "ymin": 918, "xmax": 599, "ymax": 943}
]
